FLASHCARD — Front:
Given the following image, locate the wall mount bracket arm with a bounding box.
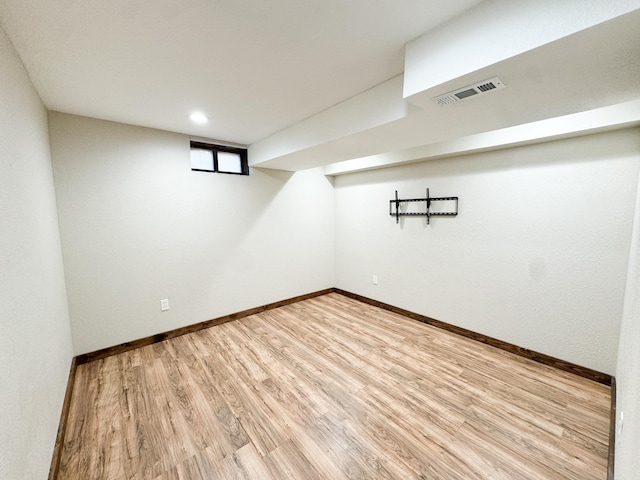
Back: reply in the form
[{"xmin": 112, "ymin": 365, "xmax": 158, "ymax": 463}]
[{"xmin": 389, "ymin": 188, "xmax": 458, "ymax": 224}]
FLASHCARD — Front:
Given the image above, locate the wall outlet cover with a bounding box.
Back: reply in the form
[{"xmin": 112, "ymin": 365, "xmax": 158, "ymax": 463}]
[{"xmin": 160, "ymin": 298, "xmax": 170, "ymax": 311}]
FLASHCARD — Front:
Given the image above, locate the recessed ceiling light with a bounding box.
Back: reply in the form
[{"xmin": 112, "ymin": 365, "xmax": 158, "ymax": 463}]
[{"xmin": 188, "ymin": 112, "xmax": 209, "ymax": 124}]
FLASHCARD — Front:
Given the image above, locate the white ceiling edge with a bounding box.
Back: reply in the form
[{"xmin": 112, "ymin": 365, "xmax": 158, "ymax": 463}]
[
  {"xmin": 323, "ymin": 100, "xmax": 640, "ymax": 176},
  {"xmin": 246, "ymin": 106, "xmax": 431, "ymax": 172},
  {"xmin": 249, "ymin": 75, "xmax": 407, "ymax": 167},
  {"xmin": 403, "ymin": 0, "xmax": 640, "ymax": 100}
]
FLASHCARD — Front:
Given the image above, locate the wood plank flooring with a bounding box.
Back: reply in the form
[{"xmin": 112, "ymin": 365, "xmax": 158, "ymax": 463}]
[{"xmin": 58, "ymin": 293, "xmax": 611, "ymax": 479}]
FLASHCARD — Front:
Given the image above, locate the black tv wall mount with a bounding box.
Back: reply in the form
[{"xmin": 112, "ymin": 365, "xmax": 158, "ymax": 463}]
[{"xmin": 390, "ymin": 188, "xmax": 458, "ymax": 225}]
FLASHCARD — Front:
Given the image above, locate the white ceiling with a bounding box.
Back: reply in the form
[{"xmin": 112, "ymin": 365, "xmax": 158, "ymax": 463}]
[
  {"xmin": 0, "ymin": 0, "xmax": 483, "ymax": 145},
  {"xmin": 245, "ymin": 0, "xmax": 640, "ymax": 172}
]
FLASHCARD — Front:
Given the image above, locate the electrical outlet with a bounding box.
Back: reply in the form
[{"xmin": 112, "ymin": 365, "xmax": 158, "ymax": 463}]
[
  {"xmin": 373, "ymin": 275, "xmax": 378, "ymax": 285},
  {"xmin": 619, "ymin": 411, "xmax": 624, "ymax": 436},
  {"xmin": 160, "ymin": 298, "xmax": 170, "ymax": 311}
]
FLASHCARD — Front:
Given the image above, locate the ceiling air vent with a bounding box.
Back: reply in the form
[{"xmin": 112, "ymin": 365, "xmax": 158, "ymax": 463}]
[{"xmin": 433, "ymin": 77, "xmax": 505, "ymax": 106}]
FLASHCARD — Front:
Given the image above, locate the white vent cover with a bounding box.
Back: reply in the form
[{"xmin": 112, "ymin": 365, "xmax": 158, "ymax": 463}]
[{"xmin": 433, "ymin": 77, "xmax": 505, "ymax": 106}]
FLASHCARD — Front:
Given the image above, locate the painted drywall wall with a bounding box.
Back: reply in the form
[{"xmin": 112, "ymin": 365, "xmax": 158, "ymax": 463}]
[
  {"xmin": 0, "ymin": 25, "xmax": 73, "ymax": 480},
  {"xmin": 615, "ymin": 159, "xmax": 640, "ymax": 478},
  {"xmin": 49, "ymin": 113, "xmax": 335, "ymax": 355},
  {"xmin": 334, "ymin": 129, "xmax": 640, "ymax": 375}
]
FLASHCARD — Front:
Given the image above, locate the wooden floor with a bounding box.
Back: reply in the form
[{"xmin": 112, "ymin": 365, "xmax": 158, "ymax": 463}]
[{"xmin": 59, "ymin": 293, "xmax": 611, "ymax": 480}]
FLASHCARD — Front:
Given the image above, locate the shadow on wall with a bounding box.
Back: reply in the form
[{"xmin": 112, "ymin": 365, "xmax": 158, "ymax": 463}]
[{"xmin": 252, "ymin": 166, "xmax": 294, "ymax": 183}]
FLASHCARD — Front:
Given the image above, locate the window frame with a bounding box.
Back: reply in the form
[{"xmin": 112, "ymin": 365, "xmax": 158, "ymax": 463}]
[{"xmin": 190, "ymin": 140, "xmax": 249, "ymax": 176}]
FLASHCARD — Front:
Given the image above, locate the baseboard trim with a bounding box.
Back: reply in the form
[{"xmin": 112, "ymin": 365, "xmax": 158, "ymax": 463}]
[
  {"xmin": 334, "ymin": 289, "xmax": 612, "ymax": 386},
  {"xmin": 76, "ymin": 287, "xmax": 612, "ymax": 385},
  {"xmin": 75, "ymin": 288, "xmax": 334, "ymax": 365},
  {"xmin": 48, "ymin": 356, "xmax": 77, "ymax": 480},
  {"xmin": 608, "ymin": 376, "xmax": 616, "ymax": 480}
]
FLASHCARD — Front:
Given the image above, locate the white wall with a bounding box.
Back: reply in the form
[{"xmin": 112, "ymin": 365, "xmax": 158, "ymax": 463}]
[
  {"xmin": 49, "ymin": 113, "xmax": 335, "ymax": 355},
  {"xmin": 334, "ymin": 129, "xmax": 640, "ymax": 375},
  {"xmin": 0, "ymin": 26, "xmax": 73, "ymax": 480},
  {"xmin": 615, "ymin": 161, "xmax": 640, "ymax": 478}
]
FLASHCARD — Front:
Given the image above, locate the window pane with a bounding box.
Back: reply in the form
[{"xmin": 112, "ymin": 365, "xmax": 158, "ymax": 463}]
[
  {"xmin": 190, "ymin": 148, "xmax": 214, "ymax": 171},
  {"xmin": 217, "ymin": 151, "xmax": 243, "ymax": 173}
]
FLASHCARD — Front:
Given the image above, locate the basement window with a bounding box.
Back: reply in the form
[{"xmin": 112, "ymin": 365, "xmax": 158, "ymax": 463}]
[{"xmin": 190, "ymin": 141, "xmax": 249, "ymax": 175}]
